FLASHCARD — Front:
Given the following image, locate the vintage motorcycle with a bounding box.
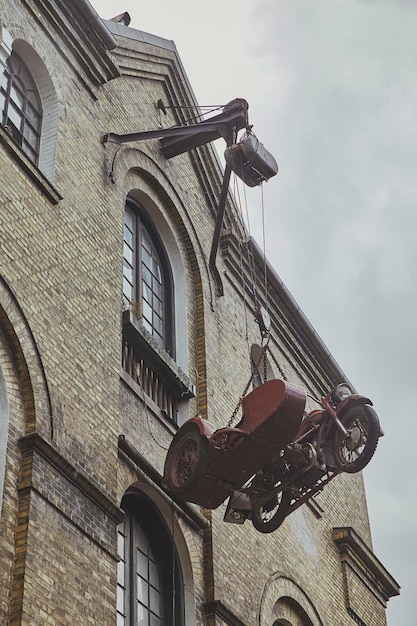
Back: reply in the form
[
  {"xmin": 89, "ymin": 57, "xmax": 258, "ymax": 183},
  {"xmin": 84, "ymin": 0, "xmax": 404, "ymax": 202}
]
[
  {"xmin": 162, "ymin": 379, "xmax": 382, "ymax": 533},
  {"xmin": 248, "ymin": 381, "xmax": 382, "ymax": 532}
]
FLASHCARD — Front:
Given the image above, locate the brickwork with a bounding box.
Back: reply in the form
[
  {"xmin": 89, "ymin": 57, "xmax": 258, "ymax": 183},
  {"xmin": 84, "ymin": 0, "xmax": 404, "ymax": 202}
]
[{"xmin": 0, "ymin": 2, "xmax": 397, "ymax": 625}]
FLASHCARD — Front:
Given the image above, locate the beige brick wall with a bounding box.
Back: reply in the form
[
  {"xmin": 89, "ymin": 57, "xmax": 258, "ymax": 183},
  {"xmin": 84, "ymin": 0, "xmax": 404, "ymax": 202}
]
[{"xmin": 0, "ymin": 2, "xmax": 392, "ymax": 625}]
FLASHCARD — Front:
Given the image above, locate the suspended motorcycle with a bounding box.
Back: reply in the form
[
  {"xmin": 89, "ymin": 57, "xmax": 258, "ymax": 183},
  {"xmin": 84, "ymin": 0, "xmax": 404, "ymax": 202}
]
[
  {"xmin": 249, "ymin": 381, "xmax": 382, "ymax": 533},
  {"xmin": 162, "ymin": 378, "xmax": 382, "ymax": 533}
]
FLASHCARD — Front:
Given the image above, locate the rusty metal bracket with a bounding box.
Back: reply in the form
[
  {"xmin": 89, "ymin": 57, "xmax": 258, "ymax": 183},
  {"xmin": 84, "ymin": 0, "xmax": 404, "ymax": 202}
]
[{"xmin": 102, "ymin": 100, "xmax": 248, "ymax": 156}]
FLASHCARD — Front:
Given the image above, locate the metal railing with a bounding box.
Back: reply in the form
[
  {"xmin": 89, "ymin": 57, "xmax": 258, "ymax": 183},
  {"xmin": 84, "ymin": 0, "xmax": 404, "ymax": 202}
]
[{"xmin": 122, "ymin": 340, "xmax": 177, "ymax": 422}]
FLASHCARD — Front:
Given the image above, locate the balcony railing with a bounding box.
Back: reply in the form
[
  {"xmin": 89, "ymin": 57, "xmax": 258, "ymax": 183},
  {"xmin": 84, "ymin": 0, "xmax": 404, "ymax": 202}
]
[
  {"xmin": 122, "ymin": 339, "xmax": 178, "ymax": 421},
  {"xmin": 121, "ymin": 311, "xmax": 195, "ymax": 424}
]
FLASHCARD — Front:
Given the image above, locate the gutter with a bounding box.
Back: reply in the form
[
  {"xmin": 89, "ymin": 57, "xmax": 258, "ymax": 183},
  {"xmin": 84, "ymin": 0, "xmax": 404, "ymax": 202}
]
[{"xmin": 74, "ymin": 0, "xmax": 117, "ymax": 50}]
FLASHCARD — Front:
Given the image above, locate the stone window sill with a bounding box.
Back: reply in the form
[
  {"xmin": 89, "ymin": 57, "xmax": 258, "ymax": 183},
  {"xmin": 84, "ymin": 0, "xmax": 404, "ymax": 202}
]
[{"xmin": 122, "ymin": 309, "xmax": 195, "ymax": 401}]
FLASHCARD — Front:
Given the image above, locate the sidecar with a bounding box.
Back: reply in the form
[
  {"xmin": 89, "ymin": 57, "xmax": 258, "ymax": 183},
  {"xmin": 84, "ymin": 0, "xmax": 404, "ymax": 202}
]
[{"xmin": 162, "ymin": 379, "xmax": 306, "ymax": 509}]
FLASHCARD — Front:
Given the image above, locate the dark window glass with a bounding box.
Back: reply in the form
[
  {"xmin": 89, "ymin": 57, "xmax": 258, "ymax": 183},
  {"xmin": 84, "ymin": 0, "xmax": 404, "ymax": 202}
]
[
  {"xmin": 123, "ymin": 200, "xmax": 173, "ymax": 354},
  {"xmin": 0, "ymin": 51, "xmax": 42, "ymax": 164},
  {"xmin": 117, "ymin": 493, "xmax": 184, "ymax": 625}
]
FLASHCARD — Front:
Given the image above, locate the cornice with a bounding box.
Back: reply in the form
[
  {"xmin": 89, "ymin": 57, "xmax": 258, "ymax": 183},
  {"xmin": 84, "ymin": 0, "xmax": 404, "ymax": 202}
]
[
  {"xmin": 20, "ymin": 0, "xmax": 120, "ymax": 93},
  {"xmin": 18, "ymin": 432, "xmax": 123, "ymax": 523},
  {"xmin": 103, "ymin": 20, "xmax": 235, "ymax": 223},
  {"xmin": 333, "ymin": 526, "xmax": 400, "ymax": 602}
]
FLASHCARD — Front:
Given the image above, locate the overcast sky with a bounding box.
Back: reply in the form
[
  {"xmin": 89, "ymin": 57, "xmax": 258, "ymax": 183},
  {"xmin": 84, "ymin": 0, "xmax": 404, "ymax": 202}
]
[{"xmin": 92, "ymin": 1, "xmax": 415, "ymax": 623}]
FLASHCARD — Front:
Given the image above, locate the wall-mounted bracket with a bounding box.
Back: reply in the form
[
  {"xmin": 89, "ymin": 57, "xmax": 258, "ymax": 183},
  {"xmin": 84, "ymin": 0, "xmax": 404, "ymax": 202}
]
[
  {"xmin": 102, "ymin": 99, "xmax": 249, "ymax": 158},
  {"xmin": 102, "ymin": 98, "xmax": 277, "ymax": 298}
]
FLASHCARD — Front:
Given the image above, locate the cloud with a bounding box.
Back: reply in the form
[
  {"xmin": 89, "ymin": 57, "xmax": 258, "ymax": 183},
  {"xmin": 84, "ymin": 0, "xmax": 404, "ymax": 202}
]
[
  {"xmin": 244, "ymin": 8, "xmax": 416, "ymax": 622},
  {"xmin": 91, "ymin": 2, "xmax": 416, "ymax": 622}
]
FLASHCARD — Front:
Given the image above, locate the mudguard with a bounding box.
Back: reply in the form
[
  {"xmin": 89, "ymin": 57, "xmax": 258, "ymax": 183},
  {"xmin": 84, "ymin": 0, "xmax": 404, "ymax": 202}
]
[
  {"xmin": 337, "ymin": 394, "xmax": 373, "ymax": 416},
  {"xmin": 176, "ymin": 415, "xmax": 217, "ymax": 439}
]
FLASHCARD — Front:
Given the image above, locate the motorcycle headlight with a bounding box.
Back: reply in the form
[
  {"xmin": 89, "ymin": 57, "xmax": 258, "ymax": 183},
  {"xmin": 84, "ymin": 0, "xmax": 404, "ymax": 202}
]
[{"xmin": 334, "ymin": 383, "xmax": 353, "ymax": 401}]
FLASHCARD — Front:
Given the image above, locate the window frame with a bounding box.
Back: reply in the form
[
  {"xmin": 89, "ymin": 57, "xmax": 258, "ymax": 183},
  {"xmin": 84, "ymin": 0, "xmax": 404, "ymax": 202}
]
[
  {"xmin": 124, "ymin": 199, "xmax": 175, "ymax": 357},
  {"xmin": 117, "ymin": 492, "xmax": 184, "ymax": 626},
  {"xmin": 0, "ymin": 50, "xmax": 42, "ymax": 165}
]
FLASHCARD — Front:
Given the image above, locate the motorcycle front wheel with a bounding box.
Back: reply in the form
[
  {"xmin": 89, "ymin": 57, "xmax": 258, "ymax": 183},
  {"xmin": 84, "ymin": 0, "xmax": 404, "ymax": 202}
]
[
  {"xmin": 333, "ymin": 405, "xmax": 380, "ymax": 473},
  {"xmin": 251, "ymin": 490, "xmax": 292, "ymax": 533},
  {"xmin": 164, "ymin": 425, "xmax": 209, "ymax": 495}
]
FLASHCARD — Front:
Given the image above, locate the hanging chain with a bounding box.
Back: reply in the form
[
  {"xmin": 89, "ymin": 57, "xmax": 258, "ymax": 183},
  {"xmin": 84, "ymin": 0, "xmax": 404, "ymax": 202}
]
[
  {"xmin": 267, "ymin": 344, "xmax": 288, "ymax": 381},
  {"xmin": 227, "ymin": 340, "xmax": 270, "ymax": 427},
  {"xmin": 224, "ymin": 163, "xmax": 290, "ymax": 425},
  {"xmin": 226, "ymin": 338, "xmax": 290, "ymax": 428}
]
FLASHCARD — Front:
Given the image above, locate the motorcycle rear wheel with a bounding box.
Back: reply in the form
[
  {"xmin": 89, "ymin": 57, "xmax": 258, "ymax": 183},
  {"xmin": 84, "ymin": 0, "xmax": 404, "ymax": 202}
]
[
  {"xmin": 333, "ymin": 405, "xmax": 380, "ymax": 473},
  {"xmin": 251, "ymin": 490, "xmax": 292, "ymax": 533},
  {"xmin": 164, "ymin": 425, "xmax": 209, "ymax": 495}
]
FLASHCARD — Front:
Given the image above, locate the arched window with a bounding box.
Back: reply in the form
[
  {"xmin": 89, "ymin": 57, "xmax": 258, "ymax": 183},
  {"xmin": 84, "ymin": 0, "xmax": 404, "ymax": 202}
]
[
  {"xmin": 123, "ymin": 199, "xmax": 174, "ymax": 355},
  {"xmin": 0, "ymin": 50, "xmax": 42, "ymax": 164},
  {"xmin": 117, "ymin": 492, "xmax": 184, "ymax": 625},
  {"xmin": 272, "ymin": 597, "xmax": 314, "ymax": 626}
]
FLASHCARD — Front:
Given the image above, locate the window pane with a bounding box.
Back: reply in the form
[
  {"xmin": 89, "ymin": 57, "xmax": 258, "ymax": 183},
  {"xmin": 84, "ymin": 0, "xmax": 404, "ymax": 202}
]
[
  {"xmin": 124, "ymin": 224, "xmax": 133, "ymax": 247},
  {"xmin": 10, "ymin": 83, "xmax": 24, "ymax": 109},
  {"xmin": 142, "ymin": 318, "xmax": 152, "ymax": 334},
  {"xmin": 26, "ymin": 102, "xmax": 41, "ymax": 129},
  {"xmin": 137, "ymin": 549, "xmax": 148, "ymax": 578},
  {"xmin": 22, "ymin": 142, "xmax": 36, "ymax": 161},
  {"xmin": 152, "ymin": 257, "xmax": 162, "ymax": 282},
  {"xmin": 142, "ymin": 265, "xmax": 152, "ymax": 289},
  {"xmin": 142, "ymin": 300, "xmax": 152, "ymax": 324},
  {"xmin": 142, "ymin": 228, "xmax": 152, "ymax": 251},
  {"xmin": 153, "ymin": 294, "xmax": 163, "ymax": 316},
  {"xmin": 149, "ymin": 586, "xmax": 160, "ymax": 616},
  {"xmin": 26, "ymin": 89, "xmax": 41, "ymax": 112},
  {"xmin": 142, "ymin": 282, "xmax": 152, "ymax": 304},
  {"xmin": 0, "ymin": 68, "xmax": 7, "ymax": 91},
  {"xmin": 117, "ymin": 584, "xmax": 125, "ymax": 611},
  {"xmin": 137, "ymin": 528, "xmax": 148, "ymax": 554},
  {"xmin": 123, "ymin": 277, "xmax": 133, "ymax": 302},
  {"xmin": 125, "ymin": 207, "xmax": 134, "ymax": 229},
  {"xmin": 151, "ymin": 277, "xmax": 162, "ymax": 299},
  {"xmin": 149, "ymin": 560, "xmax": 158, "ymax": 587},
  {"xmin": 137, "ymin": 604, "xmax": 148, "ymax": 626},
  {"xmin": 117, "ymin": 524, "xmax": 126, "ymax": 556},
  {"xmin": 124, "ymin": 244, "xmax": 133, "ymax": 266},
  {"xmin": 7, "ymin": 102, "xmax": 23, "ymax": 131},
  {"xmin": 123, "ymin": 261, "xmax": 133, "ymax": 284},
  {"xmin": 23, "ymin": 123, "xmax": 38, "ymax": 147},
  {"xmin": 142, "ymin": 246, "xmax": 152, "ymax": 269},
  {"xmin": 117, "ymin": 560, "xmax": 125, "ymax": 587},
  {"xmin": 152, "ymin": 315, "xmax": 163, "ymax": 337},
  {"xmin": 137, "ymin": 575, "xmax": 148, "ymax": 603}
]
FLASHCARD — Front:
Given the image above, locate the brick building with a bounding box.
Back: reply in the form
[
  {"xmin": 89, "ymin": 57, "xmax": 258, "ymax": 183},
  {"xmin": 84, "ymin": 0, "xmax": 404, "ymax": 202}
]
[{"xmin": 0, "ymin": 1, "xmax": 399, "ymax": 624}]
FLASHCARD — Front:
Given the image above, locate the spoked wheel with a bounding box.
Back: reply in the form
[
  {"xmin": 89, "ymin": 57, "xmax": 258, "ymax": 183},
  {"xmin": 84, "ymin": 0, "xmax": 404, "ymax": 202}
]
[
  {"xmin": 164, "ymin": 426, "xmax": 209, "ymax": 495},
  {"xmin": 251, "ymin": 490, "xmax": 292, "ymax": 534},
  {"xmin": 333, "ymin": 405, "xmax": 380, "ymax": 473}
]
